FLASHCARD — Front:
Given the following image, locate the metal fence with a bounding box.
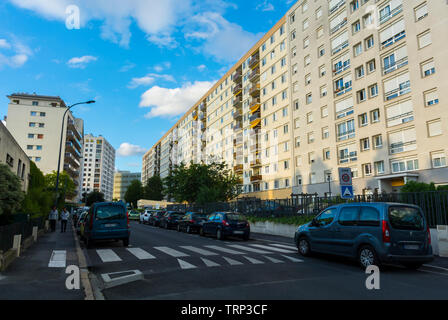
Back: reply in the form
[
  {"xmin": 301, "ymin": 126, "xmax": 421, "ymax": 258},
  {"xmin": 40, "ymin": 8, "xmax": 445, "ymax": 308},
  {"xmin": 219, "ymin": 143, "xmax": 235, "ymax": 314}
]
[
  {"xmin": 167, "ymin": 191, "xmax": 448, "ymax": 228},
  {"xmin": 0, "ymin": 217, "xmax": 44, "ymax": 253}
]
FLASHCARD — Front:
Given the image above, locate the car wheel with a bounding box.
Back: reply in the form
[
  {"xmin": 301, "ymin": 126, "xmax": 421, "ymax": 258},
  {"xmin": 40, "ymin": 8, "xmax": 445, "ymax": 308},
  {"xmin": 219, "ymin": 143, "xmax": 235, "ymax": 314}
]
[
  {"xmin": 187, "ymin": 226, "xmax": 191, "ymax": 234},
  {"xmin": 216, "ymin": 229, "xmax": 225, "ymax": 241},
  {"xmin": 123, "ymin": 238, "xmax": 129, "ymax": 247},
  {"xmin": 358, "ymin": 245, "xmax": 379, "ymax": 269},
  {"xmin": 402, "ymin": 262, "xmax": 423, "ymax": 270},
  {"xmin": 297, "ymin": 237, "xmax": 311, "ymax": 257}
]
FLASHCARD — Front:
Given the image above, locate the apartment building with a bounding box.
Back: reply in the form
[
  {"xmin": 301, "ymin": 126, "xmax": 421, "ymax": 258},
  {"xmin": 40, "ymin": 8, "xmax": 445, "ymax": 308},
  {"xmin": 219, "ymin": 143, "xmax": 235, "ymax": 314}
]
[
  {"xmin": 82, "ymin": 134, "xmax": 116, "ymax": 201},
  {"xmin": 113, "ymin": 171, "xmax": 141, "ymax": 201},
  {"xmin": 6, "ymin": 93, "xmax": 84, "ymax": 199},
  {"xmin": 143, "ymin": 0, "xmax": 448, "ymax": 199},
  {"xmin": 287, "ymin": 0, "xmax": 447, "ymax": 196},
  {"xmin": 0, "ymin": 121, "xmax": 30, "ymax": 191}
]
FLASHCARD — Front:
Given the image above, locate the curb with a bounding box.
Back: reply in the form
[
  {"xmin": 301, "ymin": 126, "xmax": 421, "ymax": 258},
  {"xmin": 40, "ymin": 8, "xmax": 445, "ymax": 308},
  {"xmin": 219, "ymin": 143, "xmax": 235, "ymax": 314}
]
[{"xmin": 72, "ymin": 224, "xmax": 104, "ymax": 300}]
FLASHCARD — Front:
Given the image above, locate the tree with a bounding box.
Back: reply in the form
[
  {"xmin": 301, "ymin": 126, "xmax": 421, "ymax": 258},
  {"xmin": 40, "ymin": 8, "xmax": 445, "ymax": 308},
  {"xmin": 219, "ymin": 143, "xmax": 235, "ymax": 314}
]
[
  {"xmin": 44, "ymin": 171, "xmax": 77, "ymax": 207},
  {"xmin": 144, "ymin": 175, "xmax": 164, "ymax": 201},
  {"xmin": 0, "ymin": 164, "xmax": 25, "ymax": 225},
  {"xmin": 163, "ymin": 161, "xmax": 241, "ymax": 204},
  {"xmin": 86, "ymin": 191, "xmax": 105, "ymax": 206},
  {"xmin": 125, "ymin": 180, "xmax": 143, "ymax": 208},
  {"xmin": 21, "ymin": 162, "xmax": 53, "ymax": 219},
  {"xmin": 401, "ymin": 181, "xmax": 448, "ymax": 193}
]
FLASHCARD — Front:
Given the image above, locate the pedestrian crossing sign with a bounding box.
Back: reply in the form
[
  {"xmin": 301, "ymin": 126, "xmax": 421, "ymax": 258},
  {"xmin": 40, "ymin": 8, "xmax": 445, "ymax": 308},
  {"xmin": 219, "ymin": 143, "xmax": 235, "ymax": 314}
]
[{"xmin": 341, "ymin": 185, "xmax": 354, "ymax": 199}]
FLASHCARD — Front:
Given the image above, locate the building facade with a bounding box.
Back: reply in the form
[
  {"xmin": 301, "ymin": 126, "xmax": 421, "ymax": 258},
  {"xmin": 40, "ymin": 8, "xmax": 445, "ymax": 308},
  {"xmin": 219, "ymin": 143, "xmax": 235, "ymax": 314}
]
[
  {"xmin": 113, "ymin": 171, "xmax": 142, "ymax": 202},
  {"xmin": 143, "ymin": 0, "xmax": 448, "ymax": 199},
  {"xmin": 6, "ymin": 93, "xmax": 84, "ymax": 200},
  {"xmin": 82, "ymin": 134, "xmax": 116, "ymax": 201},
  {"xmin": 0, "ymin": 121, "xmax": 30, "ymax": 191}
]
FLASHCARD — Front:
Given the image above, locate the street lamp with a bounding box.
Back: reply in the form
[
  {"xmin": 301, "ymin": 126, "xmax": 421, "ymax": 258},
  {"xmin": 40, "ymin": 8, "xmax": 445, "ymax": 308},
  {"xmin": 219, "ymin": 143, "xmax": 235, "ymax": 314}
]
[
  {"xmin": 54, "ymin": 100, "xmax": 95, "ymax": 206},
  {"xmin": 327, "ymin": 174, "xmax": 332, "ymax": 198}
]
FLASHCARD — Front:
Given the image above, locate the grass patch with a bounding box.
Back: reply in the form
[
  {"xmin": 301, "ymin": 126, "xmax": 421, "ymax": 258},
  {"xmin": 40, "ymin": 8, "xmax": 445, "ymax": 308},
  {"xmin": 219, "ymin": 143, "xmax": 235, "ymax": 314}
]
[{"xmin": 247, "ymin": 215, "xmax": 315, "ymax": 226}]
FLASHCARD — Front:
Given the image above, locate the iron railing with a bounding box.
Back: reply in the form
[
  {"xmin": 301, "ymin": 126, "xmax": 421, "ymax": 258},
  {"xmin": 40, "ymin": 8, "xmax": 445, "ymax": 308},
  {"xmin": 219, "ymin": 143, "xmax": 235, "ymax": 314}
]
[{"xmin": 0, "ymin": 217, "xmax": 44, "ymax": 253}]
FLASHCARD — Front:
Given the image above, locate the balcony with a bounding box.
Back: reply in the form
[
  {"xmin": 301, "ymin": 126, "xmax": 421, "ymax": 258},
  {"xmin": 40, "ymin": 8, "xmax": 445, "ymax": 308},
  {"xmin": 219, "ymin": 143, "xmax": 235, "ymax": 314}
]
[
  {"xmin": 66, "ymin": 141, "xmax": 81, "ymax": 155},
  {"xmin": 330, "ymin": 18, "xmax": 347, "ymax": 35},
  {"xmin": 234, "ymin": 164, "xmax": 244, "ymax": 173},
  {"xmin": 234, "ymin": 134, "xmax": 243, "ymax": 146},
  {"xmin": 199, "ymin": 103, "xmax": 206, "ymax": 112},
  {"xmin": 192, "ymin": 110, "xmax": 198, "ymax": 120},
  {"xmin": 249, "ymin": 111, "xmax": 261, "ymax": 123},
  {"xmin": 383, "ymin": 56, "xmax": 408, "ymax": 75},
  {"xmin": 233, "ymin": 69, "xmax": 242, "ymax": 83},
  {"xmin": 201, "ymin": 122, "xmax": 206, "ymax": 132},
  {"xmin": 67, "ymin": 120, "xmax": 82, "ymax": 140},
  {"xmin": 250, "ymin": 144, "xmax": 261, "ymax": 153},
  {"xmin": 199, "ymin": 112, "xmax": 205, "ymax": 121},
  {"xmin": 333, "ymin": 61, "xmax": 350, "ymax": 76},
  {"xmin": 389, "ymin": 140, "xmax": 417, "ymax": 155},
  {"xmin": 250, "ymin": 100, "xmax": 261, "ymax": 114},
  {"xmin": 249, "ymin": 55, "xmax": 259, "ymax": 69},
  {"xmin": 332, "ymin": 41, "xmax": 349, "ymax": 55},
  {"xmin": 66, "ymin": 130, "xmax": 82, "ymax": 150},
  {"xmin": 233, "ymin": 110, "xmax": 242, "ymax": 120},
  {"xmin": 233, "ymin": 84, "xmax": 242, "ymax": 95},
  {"xmin": 250, "ymin": 175, "xmax": 263, "ymax": 183},
  {"xmin": 250, "ymin": 158, "xmax": 262, "ymax": 168},
  {"xmin": 249, "ymin": 68, "xmax": 260, "ymax": 82},
  {"xmin": 233, "ymin": 96, "xmax": 242, "ymax": 108},
  {"xmin": 64, "ymin": 163, "xmax": 79, "ymax": 178},
  {"xmin": 233, "ymin": 123, "xmax": 243, "ymax": 132},
  {"xmin": 249, "ymin": 84, "xmax": 260, "ymax": 97},
  {"xmin": 379, "ymin": 4, "xmax": 403, "ymax": 25},
  {"xmin": 329, "ymin": 0, "xmax": 345, "ymax": 15},
  {"xmin": 64, "ymin": 152, "xmax": 80, "ymax": 168},
  {"xmin": 384, "ymin": 81, "xmax": 411, "ymax": 101},
  {"xmin": 339, "ymin": 152, "xmax": 358, "ymax": 164},
  {"xmin": 381, "ymin": 31, "xmax": 406, "ymax": 50}
]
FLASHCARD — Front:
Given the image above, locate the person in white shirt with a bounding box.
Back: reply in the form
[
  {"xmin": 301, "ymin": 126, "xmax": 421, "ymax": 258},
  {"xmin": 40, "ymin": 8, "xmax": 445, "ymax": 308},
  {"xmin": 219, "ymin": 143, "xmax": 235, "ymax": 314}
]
[
  {"xmin": 60, "ymin": 208, "xmax": 70, "ymax": 233},
  {"xmin": 49, "ymin": 206, "xmax": 59, "ymax": 232}
]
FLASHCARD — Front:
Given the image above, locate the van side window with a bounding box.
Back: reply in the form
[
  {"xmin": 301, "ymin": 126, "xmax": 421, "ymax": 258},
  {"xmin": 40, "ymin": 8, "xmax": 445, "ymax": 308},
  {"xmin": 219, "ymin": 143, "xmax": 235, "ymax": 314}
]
[
  {"xmin": 359, "ymin": 207, "xmax": 380, "ymax": 226},
  {"xmin": 338, "ymin": 207, "xmax": 359, "ymax": 226},
  {"xmin": 315, "ymin": 208, "xmax": 337, "ymax": 226}
]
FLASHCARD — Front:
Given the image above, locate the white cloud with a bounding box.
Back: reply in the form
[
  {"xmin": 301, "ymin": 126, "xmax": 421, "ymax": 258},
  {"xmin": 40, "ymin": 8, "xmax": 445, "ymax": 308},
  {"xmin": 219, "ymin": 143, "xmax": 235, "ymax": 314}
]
[
  {"xmin": 256, "ymin": 1, "xmax": 275, "ymax": 12},
  {"xmin": 0, "ymin": 39, "xmax": 11, "ymax": 49},
  {"xmin": 67, "ymin": 55, "xmax": 98, "ymax": 69},
  {"xmin": 139, "ymin": 80, "xmax": 214, "ymax": 118},
  {"xmin": 117, "ymin": 143, "xmax": 147, "ymax": 157},
  {"xmin": 197, "ymin": 64, "xmax": 207, "ymax": 72},
  {"xmin": 128, "ymin": 73, "xmax": 176, "ymax": 89},
  {"xmin": 0, "ymin": 37, "xmax": 32, "ymax": 69},
  {"xmin": 153, "ymin": 62, "xmax": 172, "ymax": 73},
  {"xmin": 119, "ymin": 61, "xmax": 136, "ymax": 72}
]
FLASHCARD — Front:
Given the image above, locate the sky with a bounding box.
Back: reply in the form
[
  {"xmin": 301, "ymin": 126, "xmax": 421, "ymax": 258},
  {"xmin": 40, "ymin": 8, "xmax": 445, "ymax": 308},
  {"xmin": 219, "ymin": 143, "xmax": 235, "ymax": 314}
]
[{"xmin": 0, "ymin": 0, "xmax": 295, "ymax": 172}]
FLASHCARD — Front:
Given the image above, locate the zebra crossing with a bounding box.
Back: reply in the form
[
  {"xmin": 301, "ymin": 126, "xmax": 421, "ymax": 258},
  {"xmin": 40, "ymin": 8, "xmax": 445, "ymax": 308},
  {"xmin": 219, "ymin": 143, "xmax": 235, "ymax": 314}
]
[{"xmin": 87, "ymin": 243, "xmax": 302, "ymax": 270}]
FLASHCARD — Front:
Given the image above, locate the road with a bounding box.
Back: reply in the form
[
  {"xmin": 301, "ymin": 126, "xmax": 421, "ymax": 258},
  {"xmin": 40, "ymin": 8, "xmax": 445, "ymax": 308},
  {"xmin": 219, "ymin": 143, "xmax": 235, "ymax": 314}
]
[{"xmin": 82, "ymin": 221, "xmax": 448, "ymax": 300}]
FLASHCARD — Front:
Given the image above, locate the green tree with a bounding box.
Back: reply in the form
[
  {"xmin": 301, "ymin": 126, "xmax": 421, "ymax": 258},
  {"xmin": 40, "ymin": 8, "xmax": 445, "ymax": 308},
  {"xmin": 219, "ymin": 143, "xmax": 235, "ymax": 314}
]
[
  {"xmin": 163, "ymin": 161, "xmax": 241, "ymax": 204},
  {"xmin": 86, "ymin": 191, "xmax": 105, "ymax": 206},
  {"xmin": 144, "ymin": 175, "xmax": 164, "ymax": 201},
  {"xmin": 401, "ymin": 181, "xmax": 448, "ymax": 193},
  {"xmin": 0, "ymin": 164, "xmax": 25, "ymax": 225},
  {"xmin": 21, "ymin": 162, "xmax": 53, "ymax": 219},
  {"xmin": 44, "ymin": 171, "xmax": 77, "ymax": 207},
  {"xmin": 125, "ymin": 180, "xmax": 143, "ymax": 208}
]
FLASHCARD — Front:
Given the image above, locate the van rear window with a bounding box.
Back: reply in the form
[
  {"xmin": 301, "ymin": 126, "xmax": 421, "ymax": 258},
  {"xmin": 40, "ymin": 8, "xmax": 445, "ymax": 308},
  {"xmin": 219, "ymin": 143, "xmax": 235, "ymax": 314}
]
[
  {"xmin": 95, "ymin": 206, "xmax": 126, "ymax": 221},
  {"xmin": 388, "ymin": 206, "xmax": 424, "ymax": 231}
]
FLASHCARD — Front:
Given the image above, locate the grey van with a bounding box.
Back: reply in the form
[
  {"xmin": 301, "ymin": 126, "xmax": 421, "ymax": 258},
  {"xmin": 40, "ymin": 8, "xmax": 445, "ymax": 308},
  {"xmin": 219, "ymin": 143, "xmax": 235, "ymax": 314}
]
[{"xmin": 294, "ymin": 203, "xmax": 433, "ymax": 269}]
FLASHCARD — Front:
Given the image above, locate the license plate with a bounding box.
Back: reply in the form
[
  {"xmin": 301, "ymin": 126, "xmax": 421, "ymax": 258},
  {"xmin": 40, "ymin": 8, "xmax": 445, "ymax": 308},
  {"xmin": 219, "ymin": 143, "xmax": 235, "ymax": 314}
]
[
  {"xmin": 404, "ymin": 245, "xmax": 419, "ymax": 250},
  {"xmin": 105, "ymin": 224, "xmax": 117, "ymax": 228},
  {"xmin": 233, "ymin": 231, "xmax": 244, "ymax": 235}
]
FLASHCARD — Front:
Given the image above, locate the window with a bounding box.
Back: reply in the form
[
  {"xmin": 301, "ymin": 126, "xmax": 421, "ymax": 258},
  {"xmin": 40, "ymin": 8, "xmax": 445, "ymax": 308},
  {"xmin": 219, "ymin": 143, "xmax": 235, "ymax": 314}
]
[
  {"xmin": 363, "ymin": 13, "xmax": 373, "ymax": 27},
  {"xmin": 335, "ymin": 96, "xmax": 354, "ymax": 119},
  {"xmin": 331, "ymin": 31, "xmax": 349, "ymax": 55},
  {"xmin": 431, "ymin": 152, "xmax": 447, "ymax": 168},
  {"xmin": 295, "ymin": 118, "xmax": 300, "ymax": 129},
  {"xmin": 391, "ymin": 158, "xmax": 419, "ymax": 173},
  {"xmin": 307, "ymin": 112, "xmax": 313, "ymax": 124},
  {"xmin": 318, "ymin": 45, "xmax": 325, "ymax": 57},
  {"xmin": 290, "ymin": 13, "xmax": 295, "ymax": 24},
  {"xmin": 379, "ymin": 0, "xmax": 403, "ymax": 25},
  {"xmin": 384, "ymin": 72, "xmax": 411, "ymax": 101},
  {"xmin": 424, "ymin": 89, "xmax": 439, "ymax": 107},
  {"xmin": 415, "ymin": 2, "xmax": 428, "ymax": 21},
  {"xmin": 304, "ymin": 55, "xmax": 311, "ymax": 66},
  {"xmin": 36, "ymin": 145, "xmax": 42, "ymax": 150},
  {"xmin": 337, "ymin": 119, "xmax": 356, "ymax": 141},
  {"xmin": 319, "ymin": 65, "xmax": 326, "ymax": 77},
  {"xmin": 355, "ymin": 66, "xmax": 364, "ymax": 79},
  {"xmin": 317, "ymin": 27, "xmax": 324, "ymax": 39},
  {"xmin": 421, "ymin": 59, "xmax": 435, "ymax": 77},
  {"xmin": 388, "ymin": 127, "xmax": 417, "ymax": 154},
  {"xmin": 322, "ymin": 127, "xmax": 330, "ymax": 139},
  {"xmin": 39, "ymin": 123, "xmax": 45, "ymax": 128},
  {"xmin": 303, "ymin": 19, "xmax": 309, "ymax": 30},
  {"xmin": 354, "ymin": 42, "xmax": 362, "ymax": 57},
  {"xmin": 367, "ymin": 59, "xmax": 376, "ymax": 73},
  {"xmin": 370, "ymin": 109, "xmax": 380, "ymax": 123},
  {"xmin": 27, "ymin": 145, "xmax": 33, "ymax": 150},
  {"xmin": 306, "ymin": 93, "xmax": 312, "ymax": 104},
  {"xmin": 324, "ymin": 148, "xmax": 331, "ymax": 160},
  {"xmin": 360, "ymin": 138, "xmax": 370, "ymax": 151},
  {"xmin": 365, "ymin": 36, "xmax": 374, "ymax": 50},
  {"xmin": 294, "ymin": 100, "xmax": 300, "ymax": 110},
  {"xmin": 357, "ymin": 89, "xmax": 366, "ymax": 103},
  {"xmin": 417, "ymin": 30, "xmax": 431, "ymax": 49},
  {"xmin": 28, "ymin": 134, "xmax": 34, "ymax": 139},
  {"xmin": 29, "ymin": 122, "xmax": 36, "ymax": 127},
  {"xmin": 380, "ymin": 19, "xmax": 406, "ymax": 49},
  {"xmin": 320, "ymin": 85, "xmax": 328, "ymax": 98},
  {"xmin": 386, "ymin": 100, "xmax": 414, "ymax": 127},
  {"xmin": 427, "ymin": 119, "xmax": 442, "ymax": 137},
  {"xmin": 339, "ymin": 207, "xmax": 358, "ymax": 226},
  {"xmin": 304, "ymin": 37, "xmax": 310, "ymax": 48},
  {"xmin": 32, "ymin": 101, "xmax": 39, "ymax": 106},
  {"xmin": 375, "ymin": 161, "xmax": 385, "ymax": 175},
  {"xmin": 30, "ymin": 111, "xmax": 37, "ymax": 116},
  {"xmin": 359, "ymin": 207, "xmax": 380, "ymax": 226},
  {"xmin": 308, "ymin": 132, "xmax": 315, "ymax": 144},
  {"xmin": 363, "ymin": 163, "xmax": 372, "ymax": 176},
  {"xmin": 321, "ymin": 106, "xmax": 328, "ymax": 118},
  {"xmin": 359, "ymin": 113, "xmax": 368, "ymax": 127},
  {"xmin": 305, "ymin": 74, "xmax": 311, "ymax": 85},
  {"xmin": 352, "ymin": 20, "xmax": 361, "ymax": 34},
  {"xmin": 338, "ymin": 143, "xmax": 358, "ymax": 164},
  {"xmin": 316, "ymin": 7, "xmax": 323, "ymax": 19},
  {"xmin": 350, "ymin": 0, "xmax": 359, "ymax": 12}
]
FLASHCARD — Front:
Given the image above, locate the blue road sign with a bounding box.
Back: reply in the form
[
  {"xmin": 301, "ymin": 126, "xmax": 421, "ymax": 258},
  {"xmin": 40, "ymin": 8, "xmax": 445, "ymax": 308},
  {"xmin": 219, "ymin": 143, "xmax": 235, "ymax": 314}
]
[{"xmin": 340, "ymin": 185, "xmax": 354, "ymax": 199}]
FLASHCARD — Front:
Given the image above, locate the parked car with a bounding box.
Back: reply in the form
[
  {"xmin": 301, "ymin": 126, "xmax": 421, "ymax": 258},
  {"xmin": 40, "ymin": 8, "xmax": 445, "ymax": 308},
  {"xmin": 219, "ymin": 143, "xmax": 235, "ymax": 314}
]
[
  {"xmin": 200, "ymin": 212, "xmax": 250, "ymax": 241},
  {"xmin": 139, "ymin": 210, "xmax": 150, "ymax": 224},
  {"xmin": 83, "ymin": 202, "xmax": 130, "ymax": 248},
  {"xmin": 128, "ymin": 211, "xmax": 140, "ymax": 221},
  {"xmin": 294, "ymin": 203, "xmax": 434, "ymax": 269},
  {"xmin": 160, "ymin": 211, "xmax": 185, "ymax": 229},
  {"xmin": 177, "ymin": 212, "xmax": 209, "ymax": 233},
  {"xmin": 149, "ymin": 211, "xmax": 165, "ymax": 227}
]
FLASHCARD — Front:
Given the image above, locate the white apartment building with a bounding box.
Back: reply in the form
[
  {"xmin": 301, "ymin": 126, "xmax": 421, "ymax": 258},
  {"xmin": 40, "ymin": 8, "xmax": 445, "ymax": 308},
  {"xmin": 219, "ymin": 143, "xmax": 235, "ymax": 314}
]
[
  {"xmin": 6, "ymin": 93, "xmax": 84, "ymax": 200},
  {"xmin": 113, "ymin": 171, "xmax": 142, "ymax": 201},
  {"xmin": 82, "ymin": 134, "xmax": 116, "ymax": 201}
]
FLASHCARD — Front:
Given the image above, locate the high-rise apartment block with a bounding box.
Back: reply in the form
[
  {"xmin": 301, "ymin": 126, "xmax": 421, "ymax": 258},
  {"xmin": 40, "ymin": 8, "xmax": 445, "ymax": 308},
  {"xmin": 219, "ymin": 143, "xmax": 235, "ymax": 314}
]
[
  {"xmin": 6, "ymin": 93, "xmax": 84, "ymax": 200},
  {"xmin": 143, "ymin": 0, "xmax": 448, "ymax": 199},
  {"xmin": 113, "ymin": 171, "xmax": 142, "ymax": 201},
  {"xmin": 82, "ymin": 134, "xmax": 116, "ymax": 201}
]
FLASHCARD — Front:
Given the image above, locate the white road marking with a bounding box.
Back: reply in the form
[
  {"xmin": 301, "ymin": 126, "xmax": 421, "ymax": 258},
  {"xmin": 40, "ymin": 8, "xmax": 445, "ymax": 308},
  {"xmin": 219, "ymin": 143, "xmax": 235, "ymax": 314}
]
[
  {"xmin": 180, "ymin": 246, "xmax": 219, "ymax": 256},
  {"xmin": 223, "ymin": 257, "xmax": 243, "ymax": 266},
  {"xmin": 270, "ymin": 243, "xmax": 298, "ymax": 250},
  {"xmin": 281, "ymin": 255, "xmax": 304, "ymax": 263},
  {"xmin": 201, "ymin": 258, "xmax": 220, "ymax": 267},
  {"xmin": 205, "ymin": 245, "xmax": 244, "ymax": 255},
  {"xmin": 250, "ymin": 244, "xmax": 297, "ymax": 254},
  {"xmin": 423, "ymin": 265, "xmax": 448, "ymax": 272},
  {"xmin": 48, "ymin": 250, "xmax": 66, "ymax": 268},
  {"xmin": 227, "ymin": 244, "xmax": 273, "ymax": 254},
  {"xmin": 154, "ymin": 247, "xmax": 189, "ymax": 258},
  {"xmin": 178, "ymin": 259, "xmax": 197, "ymax": 270},
  {"xmin": 263, "ymin": 255, "xmax": 284, "ymax": 264},
  {"xmin": 96, "ymin": 249, "xmax": 122, "ymax": 263},
  {"xmin": 243, "ymin": 256, "xmax": 265, "ymax": 264},
  {"xmin": 126, "ymin": 248, "xmax": 156, "ymax": 260}
]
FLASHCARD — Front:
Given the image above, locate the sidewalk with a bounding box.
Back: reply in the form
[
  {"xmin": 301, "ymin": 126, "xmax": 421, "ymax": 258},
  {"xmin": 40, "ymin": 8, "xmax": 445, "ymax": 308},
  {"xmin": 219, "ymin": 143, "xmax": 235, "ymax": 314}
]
[{"xmin": 0, "ymin": 221, "xmax": 85, "ymax": 300}]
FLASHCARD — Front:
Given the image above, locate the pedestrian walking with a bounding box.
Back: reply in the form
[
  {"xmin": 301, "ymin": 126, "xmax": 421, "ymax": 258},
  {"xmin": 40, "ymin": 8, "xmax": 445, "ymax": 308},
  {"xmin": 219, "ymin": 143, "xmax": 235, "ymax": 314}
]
[
  {"xmin": 49, "ymin": 206, "xmax": 59, "ymax": 232},
  {"xmin": 61, "ymin": 208, "xmax": 69, "ymax": 233}
]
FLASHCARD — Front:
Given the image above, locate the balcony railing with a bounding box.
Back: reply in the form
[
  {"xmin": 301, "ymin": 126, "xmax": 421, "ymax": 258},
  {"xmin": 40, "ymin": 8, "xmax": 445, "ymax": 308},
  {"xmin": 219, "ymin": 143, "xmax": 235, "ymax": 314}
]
[
  {"xmin": 250, "ymin": 144, "xmax": 261, "ymax": 153},
  {"xmin": 249, "ymin": 84, "xmax": 260, "ymax": 97},
  {"xmin": 389, "ymin": 140, "xmax": 417, "ymax": 155},
  {"xmin": 384, "ymin": 81, "xmax": 411, "ymax": 101},
  {"xmin": 339, "ymin": 152, "xmax": 358, "ymax": 164},
  {"xmin": 250, "ymin": 175, "xmax": 263, "ymax": 183},
  {"xmin": 199, "ymin": 103, "xmax": 206, "ymax": 112},
  {"xmin": 250, "ymin": 158, "xmax": 262, "ymax": 167},
  {"xmin": 329, "ymin": 0, "xmax": 345, "ymax": 15},
  {"xmin": 334, "ymin": 82, "xmax": 352, "ymax": 97},
  {"xmin": 233, "ymin": 70, "xmax": 242, "ymax": 82},
  {"xmin": 381, "ymin": 31, "xmax": 406, "ymax": 50},
  {"xmin": 386, "ymin": 111, "xmax": 414, "ymax": 127},
  {"xmin": 337, "ymin": 129, "xmax": 356, "ymax": 141},
  {"xmin": 233, "ymin": 110, "xmax": 242, "ymax": 120},
  {"xmin": 249, "ymin": 69, "xmax": 260, "ymax": 82},
  {"xmin": 332, "ymin": 41, "xmax": 349, "ymax": 55},
  {"xmin": 330, "ymin": 18, "xmax": 347, "ymax": 35},
  {"xmin": 233, "ymin": 84, "xmax": 242, "ymax": 95},
  {"xmin": 234, "ymin": 164, "xmax": 244, "ymax": 172},
  {"xmin": 333, "ymin": 60, "xmax": 350, "ymax": 76},
  {"xmin": 249, "ymin": 112, "xmax": 261, "ymax": 123},
  {"xmin": 383, "ymin": 56, "xmax": 408, "ymax": 75},
  {"xmin": 379, "ymin": 4, "xmax": 403, "ymax": 25}
]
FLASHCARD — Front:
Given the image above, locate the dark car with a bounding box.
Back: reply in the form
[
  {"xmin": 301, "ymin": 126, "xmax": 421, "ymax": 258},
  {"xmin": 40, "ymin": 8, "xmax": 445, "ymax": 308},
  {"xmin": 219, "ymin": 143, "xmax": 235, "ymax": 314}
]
[
  {"xmin": 160, "ymin": 212, "xmax": 185, "ymax": 230},
  {"xmin": 149, "ymin": 211, "xmax": 165, "ymax": 227},
  {"xmin": 177, "ymin": 212, "xmax": 209, "ymax": 233},
  {"xmin": 200, "ymin": 212, "xmax": 250, "ymax": 241},
  {"xmin": 82, "ymin": 202, "xmax": 130, "ymax": 248},
  {"xmin": 295, "ymin": 203, "xmax": 434, "ymax": 269}
]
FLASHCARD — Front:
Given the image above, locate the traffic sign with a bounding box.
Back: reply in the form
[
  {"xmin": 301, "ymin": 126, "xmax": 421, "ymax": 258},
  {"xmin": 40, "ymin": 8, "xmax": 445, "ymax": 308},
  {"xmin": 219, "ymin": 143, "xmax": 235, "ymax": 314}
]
[
  {"xmin": 338, "ymin": 168, "xmax": 353, "ymax": 186},
  {"xmin": 341, "ymin": 186, "xmax": 354, "ymax": 199}
]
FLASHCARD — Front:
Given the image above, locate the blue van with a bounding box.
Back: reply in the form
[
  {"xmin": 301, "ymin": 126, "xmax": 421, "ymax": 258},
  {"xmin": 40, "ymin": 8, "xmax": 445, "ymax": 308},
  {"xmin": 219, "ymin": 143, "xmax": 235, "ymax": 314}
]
[
  {"xmin": 294, "ymin": 203, "xmax": 433, "ymax": 269},
  {"xmin": 83, "ymin": 202, "xmax": 130, "ymax": 248}
]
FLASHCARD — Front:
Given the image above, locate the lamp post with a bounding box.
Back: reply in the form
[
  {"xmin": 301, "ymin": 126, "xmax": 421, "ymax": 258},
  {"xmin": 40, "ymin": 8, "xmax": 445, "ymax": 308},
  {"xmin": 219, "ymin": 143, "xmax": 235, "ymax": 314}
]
[
  {"xmin": 327, "ymin": 174, "xmax": 332, "ymax": 198},
  {"xmin": 54, "ymin": 100, "xmax": 95, "ymax": 207}
]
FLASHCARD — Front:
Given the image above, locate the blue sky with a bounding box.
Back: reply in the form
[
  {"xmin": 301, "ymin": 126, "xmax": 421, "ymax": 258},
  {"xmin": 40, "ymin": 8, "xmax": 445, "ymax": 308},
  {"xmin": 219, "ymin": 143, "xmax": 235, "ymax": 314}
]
[{"xmin": 0, "ymin": 0, "xmax": 293, "ymax": 172}]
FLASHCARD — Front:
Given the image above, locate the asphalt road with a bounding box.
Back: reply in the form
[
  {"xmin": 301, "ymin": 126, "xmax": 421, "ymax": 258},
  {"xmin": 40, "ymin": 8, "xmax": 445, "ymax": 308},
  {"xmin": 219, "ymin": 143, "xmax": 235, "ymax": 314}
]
[{"xmin": 82, "ymin": 221, "xmax": 448, "ymax": 300}]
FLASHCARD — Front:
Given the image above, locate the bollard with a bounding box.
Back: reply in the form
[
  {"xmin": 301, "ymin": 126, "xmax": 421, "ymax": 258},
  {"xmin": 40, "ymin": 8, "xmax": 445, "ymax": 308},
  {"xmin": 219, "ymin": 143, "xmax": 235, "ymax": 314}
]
[
  {"xmin": 32, "ymin": 226, "xmax": 38, "ymax": 242},
  {"xmin": 13, "ymin": 234, "xmax": 22, "ymax": 257},
  {"xmin": 45, "ymin": 220, "xmax": 50, "ymax": 232}
]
